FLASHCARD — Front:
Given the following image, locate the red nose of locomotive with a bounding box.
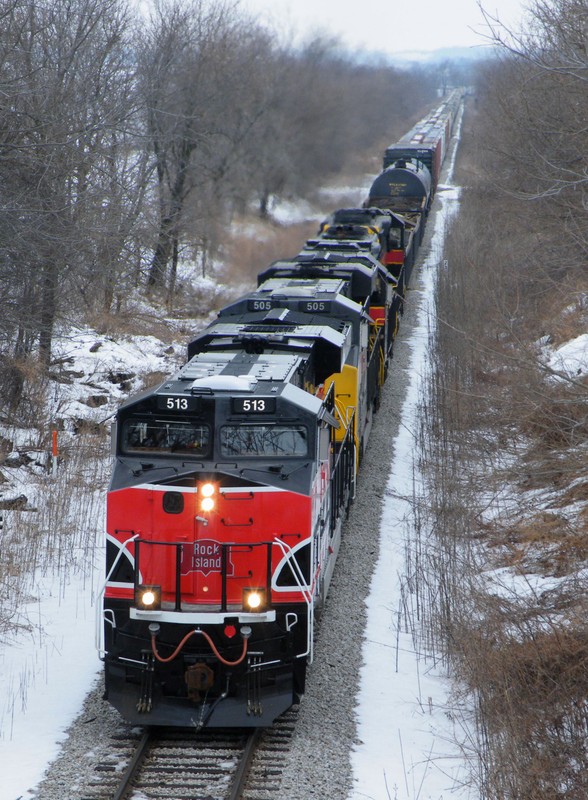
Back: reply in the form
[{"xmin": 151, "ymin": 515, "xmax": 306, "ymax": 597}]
[{"xmin": 107, "ymin": 475, "xmax": 313, "ymax": 615}]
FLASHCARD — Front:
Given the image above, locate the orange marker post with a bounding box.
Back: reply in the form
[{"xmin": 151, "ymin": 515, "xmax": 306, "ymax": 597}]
[{"xmin": 52, "ymin": 430, "xmax": 58, "ymax": 478}]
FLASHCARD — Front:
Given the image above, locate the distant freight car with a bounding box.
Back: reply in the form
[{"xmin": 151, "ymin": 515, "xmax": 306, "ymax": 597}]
[{"xmin": 382, "ymin": 88, "xmax": 463, "ymax": 190}]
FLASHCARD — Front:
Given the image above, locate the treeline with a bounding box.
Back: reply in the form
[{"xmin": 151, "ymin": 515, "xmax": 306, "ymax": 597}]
[
  {"xmin": 420, "ymin": 1, "xmax": 588, "ymax": 797},
  {"xmin": 0, "ymin": 0, "xmax": 436, "ymax": 412}
]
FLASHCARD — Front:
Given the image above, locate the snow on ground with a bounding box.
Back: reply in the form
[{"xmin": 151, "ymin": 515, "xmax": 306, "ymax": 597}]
[
  {"xmin": 545, "ymin": 333, "xmax": 588, "ymax": 380},
  {"xmin": 0, "ymin": 574, "xmax": 101, "ymax": 800},
  {"xmin": 4, "ymin": 112, "xmax": 582, "ymax": 800},
  {"xmin": 49, "ymin": 328, "xmax": 184, "ymax": 420},
  {"xmin": 0, "ymin": 137, "xmax": 472, "ymax": 800},
  {"xmin": 350, "ymin": 130, "xmax": 476, "ymax": 800},
  {"xmin": 0, "ymin": 326, "xmax": 188, "ymax": 800}
]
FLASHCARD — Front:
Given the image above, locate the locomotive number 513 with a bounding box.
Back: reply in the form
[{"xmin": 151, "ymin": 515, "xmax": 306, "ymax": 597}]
[{"xmin": 232, "ymin": 398, "xmax": 276, "ymax": 413}]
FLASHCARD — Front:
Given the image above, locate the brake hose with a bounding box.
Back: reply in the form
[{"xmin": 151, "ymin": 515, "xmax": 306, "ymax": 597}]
[{"xmin": 151, "ymin": 627, "xmax": 249, "ymax": 666}]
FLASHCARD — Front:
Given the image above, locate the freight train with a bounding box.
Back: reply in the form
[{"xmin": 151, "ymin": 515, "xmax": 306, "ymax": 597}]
[{"xmin": 97, "ymin": 89, "xmax": 462, "ymax": 729}]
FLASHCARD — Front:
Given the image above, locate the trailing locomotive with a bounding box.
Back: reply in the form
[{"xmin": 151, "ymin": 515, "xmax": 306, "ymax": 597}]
[{"xmin": 98, "ymin": 90, "xmax": 462, "ymax": 729}]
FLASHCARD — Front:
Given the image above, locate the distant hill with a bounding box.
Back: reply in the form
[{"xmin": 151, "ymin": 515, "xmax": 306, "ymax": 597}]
[
  {"xmin": 389, "ymin": 44, "xmax": 498, "ymax": 66},
  {"xmin": 354, "ymin": 44, "xmax": 498, "ymax": 67}
]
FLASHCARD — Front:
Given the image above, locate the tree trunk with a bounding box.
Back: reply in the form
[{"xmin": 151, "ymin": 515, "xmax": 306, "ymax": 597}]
[
  {"xmin": 38, "ymin": 260, "xmax": 58, "ymax": 368},
  {"xmin": 148, "ymin": 141, "xmax": 193, "ymax": 288}
]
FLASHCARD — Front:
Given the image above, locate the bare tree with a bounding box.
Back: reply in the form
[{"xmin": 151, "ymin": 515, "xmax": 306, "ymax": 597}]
[
  {"xmin": 139, "ymin": 0, "xmax": 276, "ymax": 290},
  {"xmin": 479, "ymin": 0, "xmax": 588, "ymax": 203},
  {"xmin": 139, "ymin": 5, "xmax": 440, "ymax": 291},
  {"xmin": 0, "ymin": 0, "xmax": 138, "ymax": 373},
  {"xmin": 413, "ymin": 5, "xmax": 588, "ymax": 794}
]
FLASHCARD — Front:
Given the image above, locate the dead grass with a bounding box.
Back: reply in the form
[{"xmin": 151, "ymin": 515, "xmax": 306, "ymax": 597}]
[
  {"xmin": 458, "ymin": 623, "xmax": 588, "ymax": 800},
  {"xmin": 86, "ymin": 304, "xmax": 183, "ymax": 340},
  {"xmin": 484, "ymin": 513, "xmax": 588, "ymax": 576},
  {"xmin": 221, "ymin": 219, "xmax": 318, "ymax": 286},
  {"xmin": 138, "ymin": 370, "xmax": 171, "ymax": 392},
  {"xmin": 0, "ymin": 430, "xmax": 109, "ymax": 602},
  {"xmin": 414, "ymin": 95, "xmax": 588, "ymax": 797},
  {"xmin": 542, "ymin": 276, "xmax": 588, "ymax": 348},
  {"xmin": 555, "ymin": 481, "xmax": 588, "ymax": 505}
]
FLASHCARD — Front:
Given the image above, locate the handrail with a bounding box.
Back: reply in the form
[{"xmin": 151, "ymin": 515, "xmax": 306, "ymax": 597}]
[
  {"xmin": 130, "ymin": 539, "xmax": 272, "ymax": 614},
  {"xmin": 96, "ymin": 532, "xmax": 139, "ymax": 657},
  {"xmin": 330, "ymin": 409, "xmax": 356, "ymax": 531},
  {"xmin": 272, "ymin": 538, "xmax": 314, "ymax": 662}
]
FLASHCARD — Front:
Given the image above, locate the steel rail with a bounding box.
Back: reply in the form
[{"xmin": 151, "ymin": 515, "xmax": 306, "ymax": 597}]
[
  {"xmin": 111, "ymin": 728, "xmax": 155, "ymax": 800},
  {"xmin": 227, "ymin": 728, "xmax": 262, "ymax": 800}
]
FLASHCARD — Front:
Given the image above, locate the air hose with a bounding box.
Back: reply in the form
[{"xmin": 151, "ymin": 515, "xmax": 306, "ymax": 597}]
[{"xmin": 150, "ymin": 625, "xmax": 251, "ymax": 666}]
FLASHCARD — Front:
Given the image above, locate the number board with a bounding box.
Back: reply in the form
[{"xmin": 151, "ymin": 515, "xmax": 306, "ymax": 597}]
[
  {"xmin": 231, "ymin": 397, "xmax": 276, "ymax": 414},
  {"xmin": 300, "ymin": 300, "xmax": 330, "ymax": 313},
  {"xmin": 156, "ymin": 396, "xmax": 201, "ymax": 412},
  {"xmin": 247, "ymin": 299, "xmax": 274, "ymax": 312}
]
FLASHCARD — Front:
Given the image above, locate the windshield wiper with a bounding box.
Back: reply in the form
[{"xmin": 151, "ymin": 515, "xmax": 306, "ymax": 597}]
[
  {"xmin": 240, "ymin": 462, "xmax": 310, "ymax": 481},
  {"xmin": 126, "ymin": 461, "xmax": 204, "ymax": 479}
]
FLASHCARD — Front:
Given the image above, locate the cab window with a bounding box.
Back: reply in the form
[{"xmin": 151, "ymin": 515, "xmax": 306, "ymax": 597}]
[
  {"xmin": 122, "ymin": 419, "xmax": 210, "ymax": 456},
  {"xmin": 220, "ymin": 425, "xmax": 307, "ymax": 457}
]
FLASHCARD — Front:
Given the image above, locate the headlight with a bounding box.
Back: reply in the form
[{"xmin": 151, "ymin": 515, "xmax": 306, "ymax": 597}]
[
  {"xmin": 199, "ymin": 482, "xmax": 216, "ymax": 512},
  {"xmin": 135, "ymin": 584, "xmax": 161, "ymax": 610},
  {"xmin": 201, "ymin": 497, "xmax": 215, "ymax": 512},
  {"xmin": 243, "ymin": 588, "xmax": 267, "ymax": 612}
]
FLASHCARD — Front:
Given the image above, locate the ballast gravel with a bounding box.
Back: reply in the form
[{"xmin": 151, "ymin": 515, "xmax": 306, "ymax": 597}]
[
  {"xmin": 32, "ymin": 212, "xmax": 441, "ymax": 800},
  {"xmin": 276, "ymin": 274, "xmax": 425, "ymax": 800}
]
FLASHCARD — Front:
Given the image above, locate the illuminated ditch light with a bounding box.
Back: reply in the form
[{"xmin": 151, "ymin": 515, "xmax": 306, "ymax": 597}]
[
  {"xmin": 135, "ymin": 585, "xmax": 162, "ymax": 610},
  {"xmin": 243, "ymin": 588, "xmax": 267, "ymax": 612}
]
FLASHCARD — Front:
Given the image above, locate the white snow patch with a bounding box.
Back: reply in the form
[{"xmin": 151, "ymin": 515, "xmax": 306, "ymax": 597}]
[
  {"xmin": 351, "ymin": 124, "xmax": 474, "ymax": 799},
  {"xmin": 0, "ymin": 571, "xmax": 101, "ymax": 800},
  {"xmin": 546, "ymin": 333, "xmax": 588, "ymax": 380}
]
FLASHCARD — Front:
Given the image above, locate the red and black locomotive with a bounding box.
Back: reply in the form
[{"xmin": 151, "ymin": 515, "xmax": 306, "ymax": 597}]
[{"xmin": 98, "ymin": 89, "xmax": 462, "ymax": 729}]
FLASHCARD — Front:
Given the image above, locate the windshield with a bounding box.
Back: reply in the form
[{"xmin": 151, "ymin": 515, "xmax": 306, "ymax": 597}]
[
  {"xmin": 122, "ymin": 419, "xmax": 210, "ymax": 457},
  {"xmin": 220, "ymin": 425, "xmax": 307, "ymax": 457}
]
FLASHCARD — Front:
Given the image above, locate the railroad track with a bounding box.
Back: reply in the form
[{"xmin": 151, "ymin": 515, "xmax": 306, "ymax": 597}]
[{"xmin": 77, "ymin": 708, "xmax": 298, "ymax": 800}]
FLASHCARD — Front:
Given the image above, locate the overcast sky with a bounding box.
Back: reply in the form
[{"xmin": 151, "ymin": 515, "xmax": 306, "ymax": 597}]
[{"xmin": 241, "ymin": 0, "xmax": 529, "ymax": 56}]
